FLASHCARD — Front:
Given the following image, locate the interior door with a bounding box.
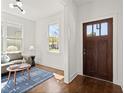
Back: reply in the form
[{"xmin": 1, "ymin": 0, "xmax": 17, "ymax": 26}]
[{"xmin": 83, "ymin": 18, "xmax": 113, "ymax": 81}]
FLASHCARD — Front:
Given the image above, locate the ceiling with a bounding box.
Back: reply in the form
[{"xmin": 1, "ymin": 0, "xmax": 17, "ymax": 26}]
[
  {"xmin": 2, "ymin": 0, "xmax": 64, "ymax": 20},
  {"xmin": 74, "ymin": 0, "xmax": 93, "ymax": 6},
  {"xmin": 2, "ymin": 0, "xmax": 94, "ymax": 21}
]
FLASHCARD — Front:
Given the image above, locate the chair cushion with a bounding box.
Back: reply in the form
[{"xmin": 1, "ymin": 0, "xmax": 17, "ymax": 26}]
[
  {"xmin": 1, "ymin": 61, "xmax": 14, "ymax": 67},
  {"xmin": 10, "ymin": 60, "xmax": 23, "ymax": 64},
  {"xmin": 7, "ymin": 52, "xmax": 23, "ymax": 61},
  {"xmin": 1, "ymin": 54, "xmax": 10, "ymax": 64}
]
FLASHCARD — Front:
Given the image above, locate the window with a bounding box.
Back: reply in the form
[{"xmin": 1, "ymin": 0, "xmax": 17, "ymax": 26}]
[
  {"xmin": 101, "ymin": 22, "xmax": 108, "ymax": 36},
  {"xmin": 1, "ymin": 25, "xmax": 4, "ymax": 52},
  {"xmin": 86, "ymin": 22, "xmax": 108, "ymax": 37},
  {"xmin": 1, "ymin": 23, "xmax": 22, "ymax": 53},
  {"xmin": 93, "ymin": 24, "xmax": 100, "ymax": 36},
  {"xmin": 48, "ymin": 24, "xmax": 60, "ymax": 53},
  {"xmin": 87, "ymin": 25, "xmax": 92, "ymax": 37}
]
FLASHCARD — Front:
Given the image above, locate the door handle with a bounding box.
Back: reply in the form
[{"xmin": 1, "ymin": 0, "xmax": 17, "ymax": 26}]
[{"xmin": 83, "ymin": 51, "xmax": 86, "ymax": 55}]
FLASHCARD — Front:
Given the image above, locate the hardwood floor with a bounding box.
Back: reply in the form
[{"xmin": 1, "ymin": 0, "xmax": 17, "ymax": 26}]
[
  {"xmin": 28, "ymin": 64, "xmax": 122, "ymax": 93},
  {"xmin": 35, "ymin": 64, "xmax": 64, "ymax": 75}
]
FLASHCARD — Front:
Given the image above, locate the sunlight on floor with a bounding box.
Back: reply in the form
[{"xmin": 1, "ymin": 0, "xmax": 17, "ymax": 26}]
[{"xmin": 53, "ymin": 73, "xmax": 64, "ymax": 81}]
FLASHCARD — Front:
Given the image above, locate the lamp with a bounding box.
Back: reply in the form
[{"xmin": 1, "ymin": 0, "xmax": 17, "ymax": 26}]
[
  {"xmin": 29, "ymin": 45, "xmax": 34, "ymax": 51},
  {"xmin": 9, "ymin": 0, "xmax": 26, "ymax": 14},
  {"xmin": 21, "ymin": 10, "xmax": 26, "ymax": 14},
  {"xmin": 28, "ymin": 45, "xmax": 35, "ymax": 66},
  {"xmin": 16, "ymin": 1, "xmax": 23, "ymax": 7},
  {"xmin": 28, "ymin": 45, "xmax": 35, "ymax": 56},
  {"xmin": 9, "ymin": 3, "xmax": 14, "ymax": 8}
]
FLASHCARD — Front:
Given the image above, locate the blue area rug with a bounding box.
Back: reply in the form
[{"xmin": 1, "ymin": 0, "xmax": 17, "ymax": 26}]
[{"xmin": 1, "ymin": 67, "xmax": 54, "ymax": 93}]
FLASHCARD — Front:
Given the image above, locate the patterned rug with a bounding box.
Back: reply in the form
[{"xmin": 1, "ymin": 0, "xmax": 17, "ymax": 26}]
[{"xmin": 1, "ymin": 67, "xmax": 54, "ymax": 93}]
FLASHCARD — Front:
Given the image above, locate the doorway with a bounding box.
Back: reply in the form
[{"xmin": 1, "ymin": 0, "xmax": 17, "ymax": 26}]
[{"xmin": 83, "ymin": 18, "xmax": 113, "ymax": 81}]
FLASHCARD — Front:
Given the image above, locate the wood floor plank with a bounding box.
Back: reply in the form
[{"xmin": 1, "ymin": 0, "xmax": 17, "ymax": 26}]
[{"xmin": 28, "ymin": 64, "xmax": 122, "ymax": 93}]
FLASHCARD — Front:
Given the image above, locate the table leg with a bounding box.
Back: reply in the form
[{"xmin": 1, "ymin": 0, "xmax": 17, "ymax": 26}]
[
  {"xmin": 14, "ymin": 71, "xmax": 16, "ymax": 86},
  {"xmin": 8, "ymin": 71, "xmax": 11, "ymax": 80},
  {"xmin": 27, "ymin": 68, "xmax": 30, "ymax": 80},
  {"xmin": 22, "ymin": 70, "xmax": 25, "ymax": 80},
  {"xmin": 22, "ymin": 70, "xmax": 24, "ymax": 75}
]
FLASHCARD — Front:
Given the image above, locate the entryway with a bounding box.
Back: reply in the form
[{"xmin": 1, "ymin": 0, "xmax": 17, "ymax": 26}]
[{"xmin": 83, "ymin": 18, "xmax": 113, "ymax": 81}]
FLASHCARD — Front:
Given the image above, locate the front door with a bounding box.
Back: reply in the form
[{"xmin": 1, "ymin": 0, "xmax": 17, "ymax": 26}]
[{"xmin": 83, "ymin": 18, "xmax": 113, "ymax": 81}]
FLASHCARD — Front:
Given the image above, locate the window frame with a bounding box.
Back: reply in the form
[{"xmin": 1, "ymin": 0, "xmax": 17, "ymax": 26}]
[
  {"xmin": 1, "ymin": 21, "xmax": 23, "ymax": 53},
  {"xmin": 48, "ymin": 23, "xmax": 60, "ymax": 53},
  {"xmin": 86, "ymin": 22, "xmax": 108, "ymax": 37}
]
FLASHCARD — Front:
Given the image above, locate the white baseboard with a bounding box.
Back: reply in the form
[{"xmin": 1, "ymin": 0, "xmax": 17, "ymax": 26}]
[
  {"xmin": 83, "ymin": 74, "xmax": 122, "ymax": 88},
  {"xmin": 69, "ymin": 73, "xmax": 78, "ymax": 83}
]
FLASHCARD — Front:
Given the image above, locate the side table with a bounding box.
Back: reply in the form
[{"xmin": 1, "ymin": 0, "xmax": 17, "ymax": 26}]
[
  {"xmin": 31, "ymin": 56, "xmax": 35, "ymax": 66},
  {"xmin": 7, "ymin": 63, "xmax": 31, "ymax": 86}
]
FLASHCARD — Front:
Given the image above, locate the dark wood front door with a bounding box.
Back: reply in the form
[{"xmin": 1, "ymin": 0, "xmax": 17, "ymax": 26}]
[{"xmin": 83, "ymin": 18, "xmax": 113, "ymax": 81}]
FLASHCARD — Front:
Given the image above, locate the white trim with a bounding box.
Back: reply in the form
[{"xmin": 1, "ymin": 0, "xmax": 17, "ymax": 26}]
[
  {"xmin": 1, "ymin": 21, "xmax": 24, "ymax": 53},
  {"xmin": 82, "ymin": 75, "xmax": 122, "ymax": 87},
  {"xmin": 81, "ymin": 13, "xmax": 120, "ymax": 85},
  {"xmin": 48, "ymin": 23, "xmax": 60, "ymax": 53},
  {"xmin": 69, "ymin": 73, "xmax": 78, "ymax": 83},
  {"xmin": 47, "ymin": 18, "xmax": 62, "ymax": 54}
]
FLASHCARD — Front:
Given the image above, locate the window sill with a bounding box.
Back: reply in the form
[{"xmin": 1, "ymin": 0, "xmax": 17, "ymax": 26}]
[{"xmin": 49, "ymin": 50, "xmax": 60, "ymax": 54}]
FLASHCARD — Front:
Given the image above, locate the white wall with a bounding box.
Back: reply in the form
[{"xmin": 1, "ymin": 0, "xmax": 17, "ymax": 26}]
[
  {"xmin": 1, "ymin": 12, "xmax": 36, "ymax": 55},
  {"xmin": 63, "ymin": 0, "xmax": 78, "ymax": 83},
  {"xmin": 2, "ymin": 0, "xmax": 122, "ymax": 87},
  {"xmin": 35, "ymin": 11, "xmax": 65, "ymax": 70},
  {"xmin": 76, "ymin": 0, "xmax": 123, "ymax": 87}
]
